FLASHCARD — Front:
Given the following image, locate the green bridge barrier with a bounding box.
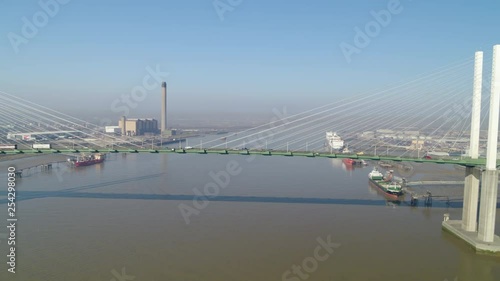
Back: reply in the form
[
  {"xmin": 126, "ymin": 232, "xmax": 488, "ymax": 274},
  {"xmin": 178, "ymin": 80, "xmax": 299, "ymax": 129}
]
[{"xmin": 0, "ymin": 148, "xmax": 490, "ymax": 167}]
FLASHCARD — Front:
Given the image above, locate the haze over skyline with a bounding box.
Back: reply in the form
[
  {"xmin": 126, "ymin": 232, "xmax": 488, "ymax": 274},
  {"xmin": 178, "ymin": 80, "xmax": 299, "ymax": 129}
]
[{"xmin": 1, "ymin": 0, "xmax": 500, "ymax": 122}]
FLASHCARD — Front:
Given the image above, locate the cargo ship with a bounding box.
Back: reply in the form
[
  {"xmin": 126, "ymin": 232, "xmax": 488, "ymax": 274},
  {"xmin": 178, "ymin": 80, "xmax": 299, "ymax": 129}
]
[
  {"xmin": 368, "ymin": 168, "xmax": 403, "ymax": 199},
  {"xmin": 68, "ymin": 153, "xmax": 106, "ymax": 167},
  {"xmin": 326, "ymin": 132, "xmax": 344, "ymax": 151}
]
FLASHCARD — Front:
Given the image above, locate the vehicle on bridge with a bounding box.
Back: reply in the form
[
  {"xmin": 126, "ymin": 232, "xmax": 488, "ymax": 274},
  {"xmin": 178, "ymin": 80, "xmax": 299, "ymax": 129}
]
[
  {"xmin": 426, "ymin": 151, "xmax": 449, "ymax": 157},
  {"xmin": 32, "ymin": 143, "xmax": 51, "ymax": 149},
  {"xmin": 0, "ymin": 144, "xmax": 17, "ymax": 149}
]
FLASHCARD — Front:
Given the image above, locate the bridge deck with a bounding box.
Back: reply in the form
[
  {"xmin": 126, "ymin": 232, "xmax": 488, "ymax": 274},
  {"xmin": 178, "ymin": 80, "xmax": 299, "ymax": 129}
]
[{"xmin": 0, "ymin": 148, "xmax": 489, "ymax": 166}]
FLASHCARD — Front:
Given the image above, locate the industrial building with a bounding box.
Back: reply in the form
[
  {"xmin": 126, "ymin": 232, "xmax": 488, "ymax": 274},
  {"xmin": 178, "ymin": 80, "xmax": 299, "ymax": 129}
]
[
  {"xmin": 118, "ymin": 117, "xmax": 158, "ymax": 136},
  {"xmin": 105, "ymin": 126, "xmax": 121, "ymax": 135},
  {"xmin": 113, "ymin": 81, "xmax": 169, "ymax": 137}
]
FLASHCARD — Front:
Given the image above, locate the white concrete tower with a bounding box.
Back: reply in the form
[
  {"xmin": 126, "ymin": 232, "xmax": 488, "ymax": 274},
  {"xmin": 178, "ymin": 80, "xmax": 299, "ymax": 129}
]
[
  {"xmin": 462, "ymin": 51, "xmax": 483, "ymax": 232},
  {"xmin": 478, "ymin": 45, "xmax": 500, "ymax": 242},
  {"xmin": 470, "ymin": 51, "xmax": 484, "ymax": 159}
]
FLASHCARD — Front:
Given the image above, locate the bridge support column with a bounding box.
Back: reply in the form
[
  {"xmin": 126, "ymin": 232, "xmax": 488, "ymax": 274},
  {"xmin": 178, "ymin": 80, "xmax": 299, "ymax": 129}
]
[
  {"xmin": 461, "ymin": 167, "xmax": 480, "ymax": 232},
  {"xmin": 461, "ymin": 51, "xmax": 483, "ymax": 232},
  {"xmin": 477, "ymin": 170, "xmax": 498, "ymax": 242},
  {"xmin": 477, "ymin": 44, "xmax": 500, "ymax": 243},
  {"xmin": 442, "ymin": 46, "xmax": 500, "ymax": 255}
]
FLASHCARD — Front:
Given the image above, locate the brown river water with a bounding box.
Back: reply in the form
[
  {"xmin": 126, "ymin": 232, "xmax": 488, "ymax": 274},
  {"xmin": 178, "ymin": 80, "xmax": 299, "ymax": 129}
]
[{"xmin": 0, "ymin": 153, "xmax": 499, "ymax": 281}]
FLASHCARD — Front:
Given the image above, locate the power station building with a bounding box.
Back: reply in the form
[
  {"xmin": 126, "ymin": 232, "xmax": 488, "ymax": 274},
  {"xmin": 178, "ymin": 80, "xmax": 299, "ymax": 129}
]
[
  {"xmin": 119, "ymin": 117, "xmax": 158, "ymax": 136},
  {"xmin": 116, "ymin": 81, "xmax": 169, "ymax": 136}
]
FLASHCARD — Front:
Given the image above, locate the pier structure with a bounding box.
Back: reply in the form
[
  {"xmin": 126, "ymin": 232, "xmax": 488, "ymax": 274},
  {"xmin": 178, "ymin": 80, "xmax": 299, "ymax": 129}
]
[{"xmin": 14, "ymin": 160, "xmax": 67, "ymax": 178}]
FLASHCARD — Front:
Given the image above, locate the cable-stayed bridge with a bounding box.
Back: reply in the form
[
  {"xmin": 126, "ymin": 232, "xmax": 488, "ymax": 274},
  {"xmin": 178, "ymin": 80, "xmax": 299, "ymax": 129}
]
[
  {"xmin": 0, "ymin": 57, "xmax": 493, "ymax": 166},
  {"xmin": 1, "ymin": 46, "xmax": 500, "ymax": 254}
]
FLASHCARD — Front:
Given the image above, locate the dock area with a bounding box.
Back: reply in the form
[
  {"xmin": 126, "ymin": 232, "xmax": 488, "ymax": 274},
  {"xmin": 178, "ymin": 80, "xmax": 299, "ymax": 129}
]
[
  {"xmin": 15, "ymin": 160, "xmax": 68, "ymax": 178},
  {"xmin": 0, "ymin": 154, "xmax": 70, "ymax": 178},
  {"xmin": 405, "ymin": 180, "xmax": 464, "ymax": 186}
]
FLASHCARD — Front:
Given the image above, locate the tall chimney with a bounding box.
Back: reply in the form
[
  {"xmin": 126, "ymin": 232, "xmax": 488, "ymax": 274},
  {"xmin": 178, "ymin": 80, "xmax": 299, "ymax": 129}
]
[
  {"xmin": 121, "ymin": 116, "xmax": 127, "ymax": 136},
  {"xmin": 161, "ymin": 82, "xmax": 167, "ymax": 134}
]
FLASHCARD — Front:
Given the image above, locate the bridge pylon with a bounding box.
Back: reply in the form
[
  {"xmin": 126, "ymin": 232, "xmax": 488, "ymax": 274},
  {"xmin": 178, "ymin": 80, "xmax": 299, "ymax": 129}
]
[
  {"xmin": 477, "ymin": 45, "xmax": 500, "ymax": 243},
  {"xmin": 461, "ymin": 51, "xmax": 483, "ymax": 232},
  {"xmin": 443, "ymin": 46, "xmax": 500, "ymax": 255}
]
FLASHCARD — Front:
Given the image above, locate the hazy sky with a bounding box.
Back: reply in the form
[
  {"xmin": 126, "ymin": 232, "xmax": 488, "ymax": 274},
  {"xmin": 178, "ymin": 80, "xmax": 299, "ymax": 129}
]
[{"xmin": 1, "ymin": 0, "xmax": 499, "ymax": 121}]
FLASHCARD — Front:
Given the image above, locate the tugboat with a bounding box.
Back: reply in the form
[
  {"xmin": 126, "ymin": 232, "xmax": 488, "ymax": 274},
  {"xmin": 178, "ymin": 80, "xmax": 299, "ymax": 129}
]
[
  {"xmin": 68, "ymin": 153, "xmax": 106, "ymax": 167},
  {"xmin": 368, "ymin": 168, "xmax": 404, "ymax": 199},
  {"xmin": 343, "ymin": 158, "xmax": 356, "ymax": 165}
]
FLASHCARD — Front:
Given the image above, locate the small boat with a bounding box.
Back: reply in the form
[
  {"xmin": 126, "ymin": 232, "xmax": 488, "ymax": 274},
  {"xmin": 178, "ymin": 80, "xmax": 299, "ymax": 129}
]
[
  {"xmin": 343, "ymin": 158, "xmax": 368, "ymax": 166},
  {"xmin": 378, "ymin": 161, "xmax": 393, "ymax": 168},
  {"xmin": 368, "ymin": 168, "xmax": 404, "ymax": 199},
  {"xmin": 343, "ymin": 158, "xmax": 356, "ymax": 165}
]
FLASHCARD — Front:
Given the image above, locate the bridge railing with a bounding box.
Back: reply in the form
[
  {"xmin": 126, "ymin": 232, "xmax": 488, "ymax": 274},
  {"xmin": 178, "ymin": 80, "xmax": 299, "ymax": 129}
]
[{"xmin": 0, "ymin": 147, "xmax": 488, "ymax": 166}]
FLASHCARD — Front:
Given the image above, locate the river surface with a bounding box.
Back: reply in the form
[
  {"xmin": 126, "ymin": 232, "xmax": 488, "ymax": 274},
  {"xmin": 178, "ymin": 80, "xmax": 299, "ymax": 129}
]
[{"xmin": 0, "ymin": 153, "xmax": 499, "ymax": 281}]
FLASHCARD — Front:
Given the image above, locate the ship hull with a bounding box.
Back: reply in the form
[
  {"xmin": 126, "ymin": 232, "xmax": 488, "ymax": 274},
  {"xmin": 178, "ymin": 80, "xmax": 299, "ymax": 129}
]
[
  {"xmin": 368, "ymin": 178, "xmax": 404, "ymax": 199},
  {"xmin": 343, "ymin": 158, "xmax": 355, "ymax": 165},
  {"xmin": 74, "ymin": 159, "xmax": 104, "ymax": 167}
]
